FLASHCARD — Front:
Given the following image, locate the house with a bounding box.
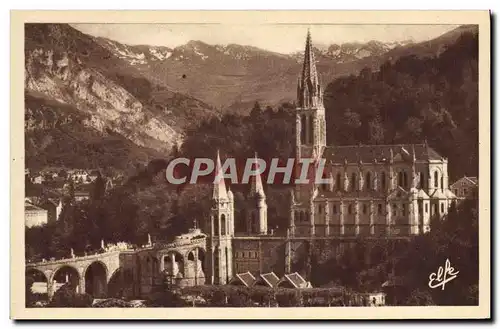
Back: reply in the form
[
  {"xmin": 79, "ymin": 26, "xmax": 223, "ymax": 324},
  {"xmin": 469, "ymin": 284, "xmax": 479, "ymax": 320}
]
[
  {"xmin": 450, "ymin": 176, "xmax": 478, "ymax": 201},
  {"xmin": 25, "ymin": 201, "xmax": 48, "ymax": 228},
  {"xmin": 31, "ymin": 175, "xmax": 44, "ymax": 185},
  {"xmin": 39, "ymin": 198, "xmax": 63, "ymax": 223}
]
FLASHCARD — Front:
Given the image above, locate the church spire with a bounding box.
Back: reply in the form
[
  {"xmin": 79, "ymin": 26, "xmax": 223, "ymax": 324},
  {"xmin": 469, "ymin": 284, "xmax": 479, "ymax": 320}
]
[
  {"xmin": 298, "ymin": 29, "xmax": 321, "ymax": 108},
  {"xmin": 213, "ymin": 150, "xmax": 228, "ymax": 201},
  {"xmin": 250, "ymin": 153, "xmax": 266, "ymax": 199}
]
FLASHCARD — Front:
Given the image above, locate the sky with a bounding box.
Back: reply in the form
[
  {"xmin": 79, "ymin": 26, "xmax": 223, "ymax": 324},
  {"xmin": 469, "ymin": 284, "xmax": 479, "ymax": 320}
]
[{"xmin": 72, "ymin": 24, "xmax": 459, "ymax": 54}]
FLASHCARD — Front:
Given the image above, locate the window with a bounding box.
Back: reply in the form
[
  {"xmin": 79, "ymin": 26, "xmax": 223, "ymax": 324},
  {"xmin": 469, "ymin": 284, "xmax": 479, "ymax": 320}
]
[
  {"xmin": 300, "ymin": 115, "xmax": 306, "ymax": 144},
  {"xmin": 402, "ymin": 204, "xmax": 406, "ymax": 215},
  {"xmin": 378, "ymin": 204, "xmax": 383, "ymax": 215},
  {"xmin": 420, "ymin": 172, "xmax": 425, "ymax": 189},
  {"xmin": 398, "ymin": 172, "xmax": 403, "ymax": 187},
  {"xmin": 318, "ymin": 205, "xmax": 323, "ymax": 215},
  {"xmin": 363, "ymin": 204, "xmax": 367, "ymax": 214},
  {"xmin": 403, "ymin": 172, "xmax": 408, "ymax": 188},
  {"xmin": 351, "ymin": 173, "xmax": 357, "ymax": 191},
  {"xmin": 336, "ymin": 173, "xmax": 341, "ymax": 190},
  {"xmin": 366, "ymin": 172, "xmax": 371, "ymax": 190},
  {"xmin": 433, "ymin": 204, "xmax": 437, "ymax": 215},
  {"xmin": 221, "ymin": 214, "xmax": 226, "ymax": 236},
  {"xmin": 440, "ymin": 203, "xmax": 444, "ymax": 213},
  {"xmin": 463, "ymin": 188, "xmax": 468, "ymax": 195},
  {"xmin": 308, "ymin": 116, "xmax": 314, "ymax": 144},
  {"xmin": 434, "ymin": 171, "xmax": 439, "ymax": 188},
  {"xmin": 440, "ymin": 176, "xmax": 444, "ymax": 190},
  {"xmin": 214, "ymin": 215, "xmax": 219, "ymax": 236},
  {"xmin": 333, "ymin": 205, "xmax": 337, "ymax": 214},
  {"xmin": 348, "ymin": 204, "xmax": 353, "ymax": 215},
  {"xmin": 381, "ymin": 172, "xmax": 386, "ymax": 190},
  {"xmin": 392, "ymin": 204, "xmax": 397, "ymax": 216},
  {"xmin": 425, "ymin": 204, "xmax": 428, "ymax": 213}
]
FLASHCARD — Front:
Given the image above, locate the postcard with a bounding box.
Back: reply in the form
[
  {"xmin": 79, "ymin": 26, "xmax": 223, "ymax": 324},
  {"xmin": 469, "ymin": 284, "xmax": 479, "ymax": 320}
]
[{"xmin": 11, "ymin": 10, "xmax": 490, "ymax": 320}]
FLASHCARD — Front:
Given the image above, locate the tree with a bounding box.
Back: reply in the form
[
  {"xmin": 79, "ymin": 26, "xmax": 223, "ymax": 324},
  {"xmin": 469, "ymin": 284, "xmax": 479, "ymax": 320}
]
[
  {"xmin": 91, "ymin": 172, "xmax": 106, "ymax": 202},
  {"xmin": 48, "ymin": 284, "xmax": 93, "ymax": 308}
]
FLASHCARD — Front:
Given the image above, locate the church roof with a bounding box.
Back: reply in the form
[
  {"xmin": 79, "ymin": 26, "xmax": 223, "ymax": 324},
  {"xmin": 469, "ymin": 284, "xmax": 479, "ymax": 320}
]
[
  {"xmin": 249, "ymin": 153, "xmax": 266, "ymax": 199},
  {"xmin": 212, "ymin": 150, "xmax": 228, "ymax": 201},
  {"xmin": 324, "ymin": 144, "xmax": 443, "ymax": 163},
  {"xmin": 297, "ymin": 30, "xmax": 322, "ymax": 108},
  {"xmin": 429, "ymin": 189, "xmax": 447, "ymax": 199}
]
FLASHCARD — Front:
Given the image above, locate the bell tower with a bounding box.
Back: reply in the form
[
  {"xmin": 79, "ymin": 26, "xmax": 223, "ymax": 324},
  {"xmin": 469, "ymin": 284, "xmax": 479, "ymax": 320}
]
[
  {"xmin": 296, "ymin": 30, "xmax": 327, "ymax": 161},
  {"xmin": 207, "ymin": 150, "xmax": 234, "ymax": 285},
  {"xmin": 246, "ymin": 153, "xmax": 268, "ymax": 235}
]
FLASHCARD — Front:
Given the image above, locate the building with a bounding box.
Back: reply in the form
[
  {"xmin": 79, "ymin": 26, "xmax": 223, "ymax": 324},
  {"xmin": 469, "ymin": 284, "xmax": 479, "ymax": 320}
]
[
  {"xmin": 290, "ymin": 31, "xmax": 456, "ymax": 237},
  {"xmin": 39, "ymin": 198, "xmax": 63, "ymax": 223},
  {"xmin": 205, "ymin": 31, "xmax": 457, "ymax": 286},
  {"xmin": 450, "ymin": 176, "xmax": 478, "ymax": 201},
  {"xmin": 25, "ymin": 201, "xmax": 48, "ymax": 228}
]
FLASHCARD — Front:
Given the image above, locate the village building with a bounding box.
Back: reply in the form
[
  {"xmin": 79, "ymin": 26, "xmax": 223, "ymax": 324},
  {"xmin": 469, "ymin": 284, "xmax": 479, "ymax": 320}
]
[
  {"xmin": 25, "ymin": 201, "xmax": 48, "ymax": 228},
  {"xmin": 450, "ymin": 176, "xmax": 478, "ymax": 201}
]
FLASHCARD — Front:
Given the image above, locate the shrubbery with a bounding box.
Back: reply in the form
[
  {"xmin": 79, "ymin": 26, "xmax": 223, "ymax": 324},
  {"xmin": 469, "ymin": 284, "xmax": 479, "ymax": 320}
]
[{"xmin": 47, "ymin": 283, "xmax": 93, "ymax": 308}]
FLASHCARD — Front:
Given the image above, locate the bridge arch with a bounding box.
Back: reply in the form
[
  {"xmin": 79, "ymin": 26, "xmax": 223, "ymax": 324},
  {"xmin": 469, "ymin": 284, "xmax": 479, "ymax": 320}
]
[
  {"xmin": 26, "ymin": 268, "xmax": 48, "ymax": 297},
  {"xmin": 185, "ymin": 247, "xmax": 206, "ymax": 285},
  {"xmin": 50, "ymin": 265, "xmax": 81, "ymax": 294},
  {"xmin": 84, "ymin": 261, "xmax": 108, "ymax": 298}
]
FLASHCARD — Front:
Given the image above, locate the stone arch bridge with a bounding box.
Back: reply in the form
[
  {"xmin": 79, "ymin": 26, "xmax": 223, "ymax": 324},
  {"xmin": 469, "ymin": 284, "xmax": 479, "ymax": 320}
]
[
  {"xmin": 26, "ymin": 229, "xmax": 208, "ymax": 299},
  {"xmin": 26, "ymin": 250, "xmax": 123, "ymax": 299}
]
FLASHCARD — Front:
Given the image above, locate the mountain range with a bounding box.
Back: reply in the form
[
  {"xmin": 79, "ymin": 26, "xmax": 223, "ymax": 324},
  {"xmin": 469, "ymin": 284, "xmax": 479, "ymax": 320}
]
[{"xmin": 24, "ymin": 23, "xmax": 478, "ymax": 170}]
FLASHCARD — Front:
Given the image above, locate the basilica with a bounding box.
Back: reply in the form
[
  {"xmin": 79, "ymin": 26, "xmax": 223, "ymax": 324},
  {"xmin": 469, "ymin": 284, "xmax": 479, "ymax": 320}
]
[{"xmin": 204, "ymin": 31, "xmax": 457, "ymax": 286}]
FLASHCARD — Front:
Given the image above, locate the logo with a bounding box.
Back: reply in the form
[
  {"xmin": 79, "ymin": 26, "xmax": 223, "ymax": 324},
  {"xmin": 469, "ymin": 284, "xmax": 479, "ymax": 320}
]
[{"xmin": 428, "ymin": 258, "xmax": 459, "ymax": 290}]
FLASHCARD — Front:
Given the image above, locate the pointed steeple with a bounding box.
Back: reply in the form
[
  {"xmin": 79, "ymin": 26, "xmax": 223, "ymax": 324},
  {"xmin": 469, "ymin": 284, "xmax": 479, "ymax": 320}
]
[
  {"xmin": 250, "ymin": 153, "xmax": 266, "ymax": 199},
  {"xmin": 297, "ymin": 29, "xmax": 321, "ymax": 108},
  {"xmin": 213, "ymin": 150, "xmax": 228, "ymax": 201}
]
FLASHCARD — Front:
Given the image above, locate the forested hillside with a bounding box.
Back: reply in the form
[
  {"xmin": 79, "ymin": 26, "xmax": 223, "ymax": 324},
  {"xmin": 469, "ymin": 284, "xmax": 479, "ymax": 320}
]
[{"xmin": 324, "ymin": 32, "xmax": 478, "ymax": 179}]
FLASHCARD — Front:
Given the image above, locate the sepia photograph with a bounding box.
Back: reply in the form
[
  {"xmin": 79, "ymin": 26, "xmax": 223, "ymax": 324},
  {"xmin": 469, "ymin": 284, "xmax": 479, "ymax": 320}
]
[{"xmin": 11, "ymin": 10, "xmax": 490, "ymax": 320}]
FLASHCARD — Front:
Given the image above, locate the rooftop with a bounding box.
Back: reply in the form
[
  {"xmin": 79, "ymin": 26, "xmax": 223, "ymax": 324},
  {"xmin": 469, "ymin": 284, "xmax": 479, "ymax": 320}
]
[{"xmin": 324, "ymin": 144, "xmax": 443, "ymax": 163}]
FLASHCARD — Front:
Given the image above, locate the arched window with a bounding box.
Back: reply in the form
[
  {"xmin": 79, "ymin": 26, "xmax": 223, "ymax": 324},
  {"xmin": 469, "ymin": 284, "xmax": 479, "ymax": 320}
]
[
  {"xmin": 336, "ymin": 173, "xmax": 341, "ymax": 190},
  {"xmin": 419, "ymin": 172, "xmax": 425, "ymax": 189},
  {"xmin": 351, "ymin": 173, "xmax": 357, "ymax": 191},
  {"xmin": 381, "ymin": 172, "xmax": 386, "ymax": 190},
  {"xmin": 365, "ymin": 172, "xmax": 372, "ymax": 190},
  {"xmin": 221, "ymin": 214, "xmax": 226, "ymax": 236},
  {"xmin": 300, "ymin": 115, "xmax": 306, "ymax": 144},
  {"xmin": 213, "ymin": 215, "xmax": 219, "ymax": 236},
  {"xmin": 440, "ymin": 176, "xmax": 444, "ymax": 190},
  {"xmin": 434, "ymin": 171, "xmax": 439, "ymax": 188},
  {"xmin": 398, "ymin": 172, "xmax": 403, "ymax": 187},
  {"xmin": 308, "ymin": 116, "xmax": 314, "ymax": 144}
]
